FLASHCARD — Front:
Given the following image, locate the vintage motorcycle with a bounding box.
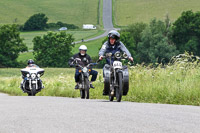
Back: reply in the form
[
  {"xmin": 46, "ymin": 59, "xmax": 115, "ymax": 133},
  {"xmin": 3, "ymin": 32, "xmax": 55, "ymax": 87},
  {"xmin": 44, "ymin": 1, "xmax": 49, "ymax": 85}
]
[
  {"xmin": 100, "ymin": 51, "xmax": 130, "ymax": 102},
  {"xmin": 71, "ymin": 59, "xmax": 97, "ymax": 99},
  {"xmin": 20, "ymin": 66, "xmax": 44, "ymax": 96}
]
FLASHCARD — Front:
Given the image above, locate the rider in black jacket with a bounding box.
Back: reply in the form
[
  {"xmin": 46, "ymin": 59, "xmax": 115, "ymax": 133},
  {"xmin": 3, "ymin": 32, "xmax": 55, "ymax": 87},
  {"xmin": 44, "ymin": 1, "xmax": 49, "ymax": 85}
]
[{"xmin": 69, "ymin": 45, "xmax": 98, "ymax": 89}]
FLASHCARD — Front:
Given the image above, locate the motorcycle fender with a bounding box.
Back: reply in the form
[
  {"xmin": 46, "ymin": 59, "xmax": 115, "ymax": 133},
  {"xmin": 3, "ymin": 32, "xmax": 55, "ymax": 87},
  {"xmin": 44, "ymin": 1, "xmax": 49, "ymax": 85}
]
[{"xmin": 122, "ymin": 66, "xmax": 129, "ymax": 95}]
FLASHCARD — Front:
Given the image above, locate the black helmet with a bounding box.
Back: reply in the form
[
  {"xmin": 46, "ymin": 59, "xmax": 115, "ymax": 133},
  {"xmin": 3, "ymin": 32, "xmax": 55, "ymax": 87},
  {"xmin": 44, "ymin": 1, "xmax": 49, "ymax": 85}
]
[
  {"xmin": 108, "ymin": 30, "xmax": 120, "ymax": 42},
  {"xmin": 27, "ymin": 59, "xmax": 34, "ymax": 65}
]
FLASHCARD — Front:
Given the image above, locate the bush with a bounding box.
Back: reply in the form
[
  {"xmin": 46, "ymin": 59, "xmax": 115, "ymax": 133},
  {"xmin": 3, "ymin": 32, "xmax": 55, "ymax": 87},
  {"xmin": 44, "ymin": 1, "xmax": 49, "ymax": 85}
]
[
  {"xmin": 23, "ymin": 13, "xmax": 48, "ymax": 31},
  {"xmin": 33, "ymin": 31, "xmax": 75, "ymax": 67}
]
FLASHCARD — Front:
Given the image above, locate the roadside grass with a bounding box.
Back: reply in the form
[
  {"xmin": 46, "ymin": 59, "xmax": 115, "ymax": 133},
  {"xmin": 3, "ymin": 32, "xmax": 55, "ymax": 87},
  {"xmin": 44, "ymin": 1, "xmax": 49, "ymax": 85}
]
[
  {"xmin": 0, "ymin": 0, "xmax": 99, "ymax": 27},
  {"xmin": 1, "ymin": 62, "xmax": 200, "ymax": 105},
  {"xmin": 20, "ymin": 30, "xmax": 105, "ymax": 50},
  {"xmin": 113, "ymin": 0, "xmax": 200, "ymax": 26}
]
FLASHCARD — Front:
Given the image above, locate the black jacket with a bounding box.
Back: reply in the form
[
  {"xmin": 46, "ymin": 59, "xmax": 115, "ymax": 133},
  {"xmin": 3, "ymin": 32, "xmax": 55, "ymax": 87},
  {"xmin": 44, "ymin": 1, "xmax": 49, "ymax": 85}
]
[{"xmin": 68, "ymin": 53, "xmax": 92, "ymax": 69}]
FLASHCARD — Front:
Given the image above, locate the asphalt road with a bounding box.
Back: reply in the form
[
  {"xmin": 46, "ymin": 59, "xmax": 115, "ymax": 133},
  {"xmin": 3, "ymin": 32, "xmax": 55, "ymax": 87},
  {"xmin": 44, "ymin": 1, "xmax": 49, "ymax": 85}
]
[{"xmin": 1, "ymin": 93, "xmax": 200, "ymax": 133}]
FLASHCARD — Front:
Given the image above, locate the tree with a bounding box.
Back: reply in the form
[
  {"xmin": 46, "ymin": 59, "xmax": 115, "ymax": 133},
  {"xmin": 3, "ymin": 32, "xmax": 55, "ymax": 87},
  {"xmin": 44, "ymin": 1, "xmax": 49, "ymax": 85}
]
[
  {"xmin": 120, "ymin": 22, "xmax": 147, "ymax": 63},
  {"xmin": 137, "ymin": 19, "xmax": 178, "ymax": 64},
  {"xmin": 23, "ymin": 13, "xmax": 48, "ymax": 31},
  {"xmin": 172, "ymin": 10, "xmax": 200, "ymax": 56},
  {"xmin": 33, "ymin": 32, "xmax": 74, "ymax": 67},
  {"xmin": 0, "ymin": 25, "xmax": 27, "ymax": 67}
]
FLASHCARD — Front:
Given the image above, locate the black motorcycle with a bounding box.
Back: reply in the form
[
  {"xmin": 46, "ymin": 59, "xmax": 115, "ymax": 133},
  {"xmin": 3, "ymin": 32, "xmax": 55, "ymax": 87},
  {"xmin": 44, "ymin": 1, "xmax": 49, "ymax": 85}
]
[
  {"xmin": 100, "ymin": 51, "xmax": 130, "ymax": 102},
  {"xmin": 71, "ymin": 59, "xmax": 97, "ymax": 99},
  {"xmin": 21, "ymin": 67, "xmax": 44, "ymax": 96}
]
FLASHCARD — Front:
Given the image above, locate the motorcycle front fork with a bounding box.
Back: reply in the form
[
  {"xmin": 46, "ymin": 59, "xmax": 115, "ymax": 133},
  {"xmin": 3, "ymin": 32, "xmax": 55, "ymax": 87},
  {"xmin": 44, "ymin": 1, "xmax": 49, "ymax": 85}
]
[{"xmin": 110, "ymin": 70, "xmax": 121, "ymax": 96}]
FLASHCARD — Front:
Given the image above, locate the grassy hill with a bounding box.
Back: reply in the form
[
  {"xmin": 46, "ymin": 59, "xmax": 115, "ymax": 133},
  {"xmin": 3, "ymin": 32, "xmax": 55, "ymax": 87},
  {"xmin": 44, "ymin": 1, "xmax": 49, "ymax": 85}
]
[
  {"xmin": 113, "ymin": 0, "xmax": 200, "ymax": 26},
  {"xmin": 0, "ymin": 0, "xmax": 99, "ymax": 27}
]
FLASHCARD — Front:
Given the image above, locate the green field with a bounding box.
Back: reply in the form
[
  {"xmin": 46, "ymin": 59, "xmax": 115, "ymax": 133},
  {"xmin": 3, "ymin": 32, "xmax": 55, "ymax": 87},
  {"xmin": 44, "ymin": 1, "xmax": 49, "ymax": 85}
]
[
  {"xmin": 0, "ymin": 0, "xmax": 99, "ymax": 27},
  {"xmin": 72, "ymin": 37, "xmax": 105, "ymax": 57},
  {"xmin": 113, "ymin": 0, "xmax": 200, "ymax": 26},
  {"xmin": 20, "ymin": 30, "xmax": 105, "ymax": 50},
  {"xmin": 17, "ymin": 36, "xmax": 105, "ymax": 62},
  {"xmin": 1, "ymin": 61, "xmax": 200, "ymax": 105}
]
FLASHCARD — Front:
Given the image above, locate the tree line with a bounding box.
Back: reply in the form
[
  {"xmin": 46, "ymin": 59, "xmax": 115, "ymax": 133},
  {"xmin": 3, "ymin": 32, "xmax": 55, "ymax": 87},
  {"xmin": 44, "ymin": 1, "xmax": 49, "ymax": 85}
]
[
  {"xmin": 120, "ymin": 10, "xmax": 200, "ymax": 65},
  {"xmin": 0, "ymin": 10, "xmax": 200, "ymax": 67}
]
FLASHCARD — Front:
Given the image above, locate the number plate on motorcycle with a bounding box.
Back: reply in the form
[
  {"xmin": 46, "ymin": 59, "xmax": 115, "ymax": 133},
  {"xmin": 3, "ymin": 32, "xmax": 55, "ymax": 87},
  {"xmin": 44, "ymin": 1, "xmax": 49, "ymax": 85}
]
[{"xmin": 113, "ymin": 61, "xmax": 122, "ymax": 69}]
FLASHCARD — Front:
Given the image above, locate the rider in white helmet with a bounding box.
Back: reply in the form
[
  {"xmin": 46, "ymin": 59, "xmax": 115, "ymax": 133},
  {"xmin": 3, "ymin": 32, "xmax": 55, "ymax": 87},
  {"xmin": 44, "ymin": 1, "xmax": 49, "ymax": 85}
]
[{"xmin": 69, "ymin": 45, "xmax": 98, "ymax": 89}]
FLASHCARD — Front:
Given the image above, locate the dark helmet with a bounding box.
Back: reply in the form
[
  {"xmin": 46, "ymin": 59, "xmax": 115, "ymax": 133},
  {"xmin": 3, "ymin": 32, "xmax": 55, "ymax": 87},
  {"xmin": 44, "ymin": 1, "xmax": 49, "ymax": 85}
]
[
  {"xmin": 27, "ymin": 59, "xmax": 34, "ymax": 65},
  {"xmin": 108, "ymin": 30, "xmax": 120, "ymax": 43}
]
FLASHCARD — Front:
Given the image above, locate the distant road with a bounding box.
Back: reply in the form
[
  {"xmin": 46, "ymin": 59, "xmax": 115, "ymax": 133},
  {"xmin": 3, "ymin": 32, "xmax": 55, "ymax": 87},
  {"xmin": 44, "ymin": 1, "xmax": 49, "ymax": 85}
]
[
  {"xmin": 75, "ymin": 0, "xmax": 114, "ymax": 44},
  {"xmin": 1, "ymin": 94, "xmax": 200, "ymax": 133}
]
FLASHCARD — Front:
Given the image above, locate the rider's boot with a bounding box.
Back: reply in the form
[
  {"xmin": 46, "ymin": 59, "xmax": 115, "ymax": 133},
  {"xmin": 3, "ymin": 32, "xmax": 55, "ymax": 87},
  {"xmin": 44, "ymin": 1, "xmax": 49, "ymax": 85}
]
[
  {"xmin": 90, "ymin": 81, "xmax": 95, "ymax": 89},
  {"xmin": 74, "ymin": 83, "xmax": 79, "ymax": 89}
]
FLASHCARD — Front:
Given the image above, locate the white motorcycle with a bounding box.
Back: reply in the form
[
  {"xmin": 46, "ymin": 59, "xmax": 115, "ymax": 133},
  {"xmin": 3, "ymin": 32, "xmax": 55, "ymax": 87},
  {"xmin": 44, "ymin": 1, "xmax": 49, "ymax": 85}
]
[{"xmin": 20, "ymin": 66, "xmax": 44, "ymax": 96}]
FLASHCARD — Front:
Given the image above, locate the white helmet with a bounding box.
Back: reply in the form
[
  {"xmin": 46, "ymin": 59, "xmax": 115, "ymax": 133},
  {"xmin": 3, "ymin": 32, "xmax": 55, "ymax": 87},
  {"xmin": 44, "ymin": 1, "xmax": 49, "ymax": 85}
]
[{"xmin": 79, "ymin": 45, "xmax": 87, "ymax": 51}]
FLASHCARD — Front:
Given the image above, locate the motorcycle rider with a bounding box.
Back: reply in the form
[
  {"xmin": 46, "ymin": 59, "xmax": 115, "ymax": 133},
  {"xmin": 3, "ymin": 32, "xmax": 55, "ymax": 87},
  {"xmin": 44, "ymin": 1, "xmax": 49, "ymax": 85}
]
[
  {"xmin": 20, "ymin": 59, "xmax": 43, "ymax": 92},
  {"xmin": 69, "ymin": 45, "xmax": 98, "ymax": 89},
  {"xmin": 26, "ymin": 59, "xmax": 39, "ymax": 68},
  {"xmin": 98, "ymin": 30, "xmax": 133, "ymax": 95}
]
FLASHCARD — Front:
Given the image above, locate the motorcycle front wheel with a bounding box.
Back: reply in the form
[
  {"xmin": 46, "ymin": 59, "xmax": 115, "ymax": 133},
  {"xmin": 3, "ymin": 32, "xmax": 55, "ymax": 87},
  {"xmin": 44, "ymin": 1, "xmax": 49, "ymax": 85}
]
[
  {"xmin": 29, "ymin": 84, "xmax": 36, "ymax": 96},
  {"xmin": 80, "ymin": 90, "xmax": 85, "ymax": 99},
  {"xmin": 84, "ymin": 78, "xmax": 90, "ymax": 99},
  {"xmin": 116, "ymin": 72, "xmax": 123, "ymax": 102}
]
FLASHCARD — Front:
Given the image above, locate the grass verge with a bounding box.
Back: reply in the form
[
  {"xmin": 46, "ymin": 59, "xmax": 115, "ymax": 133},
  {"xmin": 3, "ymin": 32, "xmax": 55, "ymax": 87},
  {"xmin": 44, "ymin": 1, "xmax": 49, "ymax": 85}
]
[{"xmin": 1, "ymin": 62, "xmax": 200, "ymax": 106}]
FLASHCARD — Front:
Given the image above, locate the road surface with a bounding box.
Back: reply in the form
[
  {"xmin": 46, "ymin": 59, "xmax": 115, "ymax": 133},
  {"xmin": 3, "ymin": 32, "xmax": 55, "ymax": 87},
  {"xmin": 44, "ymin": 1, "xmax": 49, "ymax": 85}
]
[{"xmin": 0, "ymin": 93, "xmax": 200, "ymax": 133}]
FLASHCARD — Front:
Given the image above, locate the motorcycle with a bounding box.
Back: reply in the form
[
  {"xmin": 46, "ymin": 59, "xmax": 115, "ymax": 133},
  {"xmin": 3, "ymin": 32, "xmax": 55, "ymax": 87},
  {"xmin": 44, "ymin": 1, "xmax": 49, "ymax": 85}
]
[
  {"xmin": 71, "ymin": 59, "xmax": 97, "ymax": 99},
  {"xmin": 100, "ymin": 51, "xmax": 131, "ymax": 102},
  {"xmin": 20, "ymin": 66, "xmax": 44, "ymax": 96}
]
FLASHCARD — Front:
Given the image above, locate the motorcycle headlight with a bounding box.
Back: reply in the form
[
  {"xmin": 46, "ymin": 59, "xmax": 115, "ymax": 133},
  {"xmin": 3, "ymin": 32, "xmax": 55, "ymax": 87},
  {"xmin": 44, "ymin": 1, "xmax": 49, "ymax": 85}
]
[
  {"xmin": 83, "ymin": 67, "xmax": 88, "ymax": 73},
  {"xmin": 27, "ymin": 74, "xmax": 30, "ymax": 77},
  {"xmin": 31, "ymin": 73, "xmax": 36, "ymax": 79},
  {"xmin": 37, "ymin": 74, "xmax": 40, "ymax": 78}
]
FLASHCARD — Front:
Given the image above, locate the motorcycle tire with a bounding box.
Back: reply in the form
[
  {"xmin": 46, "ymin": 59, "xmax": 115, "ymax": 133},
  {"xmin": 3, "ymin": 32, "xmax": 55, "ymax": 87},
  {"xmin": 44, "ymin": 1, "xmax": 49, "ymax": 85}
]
[
  {"xmin": 116, "ymin": 72, "xmax": 123, "ymax": 102},
  {"xmin": 80, "ymin": 90, "xmax": 85, "ymax": 99},
  {"xmin": 30, "ymin": 84, "xmax": 36, "ymax": 96},
  {"xmin": 84, "ymin": 78, "xmax": 90, "ymax": 99}
]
